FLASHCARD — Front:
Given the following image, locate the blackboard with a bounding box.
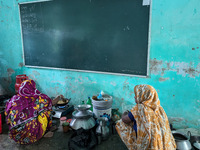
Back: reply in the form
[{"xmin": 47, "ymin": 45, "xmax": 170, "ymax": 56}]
[{"xmin": 19, "ymin": 0, "xmax": 150, "ymax": 76}]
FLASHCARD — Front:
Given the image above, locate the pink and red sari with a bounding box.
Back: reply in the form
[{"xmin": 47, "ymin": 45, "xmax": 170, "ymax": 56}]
[{"xmin": 5, "ymin": 80, "xmax": 52, "ymax": 144}]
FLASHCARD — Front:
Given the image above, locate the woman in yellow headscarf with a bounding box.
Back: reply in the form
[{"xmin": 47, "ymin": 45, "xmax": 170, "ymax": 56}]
[{"xmin": 116, "ymin": 84, "xmax": 176, "ymax": 150}]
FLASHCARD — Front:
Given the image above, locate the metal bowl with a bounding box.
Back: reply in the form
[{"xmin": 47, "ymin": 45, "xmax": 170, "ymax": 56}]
[
  {"xmin": 190, "ymin": 136, "xmax": 200, "ymax": 144},
  {"xmin": 190, "ymin": 136, "xmax": 200, "ymax": 150},
  {"xmin": 193, "ymin": 142, "xmax": 200, "ymax": 150},
  {"xmin": 57, "ymin": 98, "xmax": 71, "ymax": 106},
  {"xmin": 76, "ymin": 104, "xmax": 91, "ymax": 111}
]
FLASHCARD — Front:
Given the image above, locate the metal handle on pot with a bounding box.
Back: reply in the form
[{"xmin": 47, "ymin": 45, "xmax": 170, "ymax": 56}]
[
  {"xmin": 67, "ymin": 98, "xmax": 71, "ymax": 103},
  {"xmin": 187, "ymin": 131, "xmax": 191, "ymax": 140}
]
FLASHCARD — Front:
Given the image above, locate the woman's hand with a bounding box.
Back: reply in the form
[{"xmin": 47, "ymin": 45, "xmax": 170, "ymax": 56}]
[
  {"xmin": 122, "ymin": 110, "xmax": 132, "ymax": 124},
  {"xmin": 122, "ymin": 110, "xmax": 129, "ymax": 116}
]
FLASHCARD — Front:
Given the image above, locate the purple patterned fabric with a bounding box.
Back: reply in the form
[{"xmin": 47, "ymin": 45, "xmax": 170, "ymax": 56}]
[{"xmin": 5, "ymin": 80, "xmax": 52, "ymax": 144}]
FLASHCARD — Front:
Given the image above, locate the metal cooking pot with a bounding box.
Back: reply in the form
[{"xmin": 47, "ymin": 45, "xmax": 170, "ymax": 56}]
[
  {"xmin": 172, "ymin": 130, "xmax": 192, "ymax": 150},
  {"xmin": 70, "ymin": 105, "xmax": 96, "ymax": 130}
]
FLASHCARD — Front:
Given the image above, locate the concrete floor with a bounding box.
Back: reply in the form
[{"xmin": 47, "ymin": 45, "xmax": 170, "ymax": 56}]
[
  {"xmin": 0, "ymin": 123, "xmax": 127, "ymax": 150},
  {"xmin": 1, "ymin": 124, "xmax": 200, "ymax": 150}
]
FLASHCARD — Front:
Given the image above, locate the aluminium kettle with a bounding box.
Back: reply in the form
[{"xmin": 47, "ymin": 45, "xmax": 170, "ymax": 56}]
[
  {"xmin": 172, "ymin": 130, "xmax": 192, "ymax": 150},
  {"xmin": 96, "ymin": 117, "xmax": 110, "ymax": 140}
]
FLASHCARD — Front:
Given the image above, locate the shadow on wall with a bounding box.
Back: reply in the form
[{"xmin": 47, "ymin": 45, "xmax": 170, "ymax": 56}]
[
  {"xmin": 0, "ymin": 84, "xmax": 6, "ymax": 95},
  {"xmin": 0, "ymin": 52, "xmax": 13, "ymax": 95},
  {"xmin": 0, "ymin": 77, "xmax": 15, "ymax": 96}
]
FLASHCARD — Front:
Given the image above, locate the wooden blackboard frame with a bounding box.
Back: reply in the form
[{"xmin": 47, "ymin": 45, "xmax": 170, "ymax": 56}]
[{"xmin": 19, "ymin": 0, "xmax": 151, "ymax": 77}]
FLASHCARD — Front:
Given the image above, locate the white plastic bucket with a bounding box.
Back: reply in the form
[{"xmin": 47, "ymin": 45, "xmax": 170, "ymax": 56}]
[{"xmin": 92, "ymin": 95, "xmax": 113, "ymax": 118}]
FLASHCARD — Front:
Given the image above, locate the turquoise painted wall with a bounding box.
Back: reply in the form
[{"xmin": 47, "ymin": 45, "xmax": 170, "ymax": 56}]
[{"xmin": 0, "ymin": 0, "xmax": 200, "ymax": 130}]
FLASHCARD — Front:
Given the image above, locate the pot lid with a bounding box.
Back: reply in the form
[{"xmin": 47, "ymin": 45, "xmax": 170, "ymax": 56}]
[
  {"xmin": 72, "ymin": 105, "xmax": 93, "ymax": 118},
  {"xmin": 76, "ymin": 104, "xmax": 91, "ymax": 111}
]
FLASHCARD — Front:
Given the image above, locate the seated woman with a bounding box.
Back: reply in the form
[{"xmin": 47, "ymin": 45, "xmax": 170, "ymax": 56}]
[
  {"xmin": 116, "ymin": 84, "xmax": 176, "ymax": 150},
  {"xmin": 5, "ymin": 79, "xmax": 62, "ymax": 144}
]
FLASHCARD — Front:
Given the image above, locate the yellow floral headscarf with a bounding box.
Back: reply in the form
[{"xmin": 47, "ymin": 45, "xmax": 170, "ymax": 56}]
[{"xmin": 116, "ymin": 84, "xmax": 176, "ymax": 150}]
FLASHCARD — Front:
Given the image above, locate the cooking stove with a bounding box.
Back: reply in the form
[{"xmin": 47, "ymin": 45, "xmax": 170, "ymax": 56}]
[{"xmin": 52, "ymin": 104, "xmax": 74, "ymax": 118}]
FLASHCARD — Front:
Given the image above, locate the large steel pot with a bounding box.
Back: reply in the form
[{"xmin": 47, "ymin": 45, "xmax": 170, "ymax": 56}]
[
  {"xmin": 70, "ymin": 105, "xmax": 96, "ymax": 130},
  {"xmin": 172, "ymin": 130, "xmax": 192, "ymax": 150}
]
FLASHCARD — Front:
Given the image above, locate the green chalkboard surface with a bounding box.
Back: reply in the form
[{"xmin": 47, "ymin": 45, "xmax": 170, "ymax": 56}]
[{"xmin": 20, "ymin": 0, "xmax": 149, "ymax": 76}]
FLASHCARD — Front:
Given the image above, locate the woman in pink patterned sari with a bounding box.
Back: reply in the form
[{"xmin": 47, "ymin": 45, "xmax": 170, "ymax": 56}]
[{"xmin": 5, "ymin": 80, "xmax": 60, "ymax": 144}]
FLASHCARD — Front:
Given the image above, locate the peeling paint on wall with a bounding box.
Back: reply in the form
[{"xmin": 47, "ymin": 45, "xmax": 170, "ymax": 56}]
[
  {"xmin": 149, "ymin": 58, "xmax": 163, "ymax": 75},
  {"xmin": 195, "ymin": 100, "xmax": 200, "ymax": 113},
  {"xmin": 159, "ymin": 77, "xmax": 169, "ymax": 82},
  {"xmin": 150, "ymin": 59, "xmax": 200, "ymax": 78},
  {"xmin": 7, "ymin": 68, "xmax": 15, "ymax": 76},
  {"xmin": 123, "ymin": 79, "xmax": 130, "ymax": 91},
  {"xmin": 110, "ymin": 81, "xmax": 117, "ymax": 86},
  {"xmin": 174, "ymin": 62, "xmax": 200, "ymax": 77},
  {"xmin": 32, "ymin": 70, "xmax": 40, "ymax": 76},
  {"xmin": 18, "ymin": 62, "xmax": 23, "ymax": 67},
  {"xmin": 168, "ymin": 117, "xmax": 189, "ymax": 129}
]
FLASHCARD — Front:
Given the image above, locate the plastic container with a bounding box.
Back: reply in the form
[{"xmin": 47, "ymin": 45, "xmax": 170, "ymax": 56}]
[
  {"xmin": 63, "ymin": 125, "xmax": 70, "ymax": 133},
  {"xmin": 62, "ymin": 122, "xmax": 70, "ymax": 133},
  {"xmin": 60, "ymin": 116, "xmax": 67, "ymax": 125},
  {"xmin": 92, "ymin": 95, "xmax": 113, "ymax": 118},
  {"xmin": 86, "ymin": 97, "xmax": 93, "ymax": 111}
]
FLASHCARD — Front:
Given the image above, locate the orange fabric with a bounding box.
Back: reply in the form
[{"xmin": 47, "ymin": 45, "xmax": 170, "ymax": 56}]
[{"xmin": 116, "ymin": 84, "xmax": 176, "ymax": 150}]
